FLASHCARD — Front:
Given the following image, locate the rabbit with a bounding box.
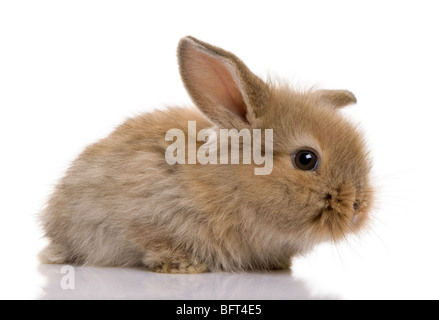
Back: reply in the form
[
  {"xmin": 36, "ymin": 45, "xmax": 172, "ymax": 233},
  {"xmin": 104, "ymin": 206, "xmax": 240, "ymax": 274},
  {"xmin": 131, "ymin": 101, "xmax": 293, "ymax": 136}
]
[{"xmin": 39, "ymin": 36, "xmax": 374, "ymax": 273}]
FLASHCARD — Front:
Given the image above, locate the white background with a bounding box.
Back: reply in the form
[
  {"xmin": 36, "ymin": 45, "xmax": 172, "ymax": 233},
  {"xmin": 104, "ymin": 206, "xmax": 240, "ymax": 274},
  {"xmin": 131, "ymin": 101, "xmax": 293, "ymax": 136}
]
[{"xmin": 1, "ymin": 0, "xmax": 438, "ymax": 300}]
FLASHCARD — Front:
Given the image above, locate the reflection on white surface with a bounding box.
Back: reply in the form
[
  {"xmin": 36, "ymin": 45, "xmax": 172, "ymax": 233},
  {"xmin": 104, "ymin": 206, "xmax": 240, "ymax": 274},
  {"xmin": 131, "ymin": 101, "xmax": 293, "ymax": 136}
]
[{"xmin": 38, "ymin": 264, "xmax": 336, "ymax": 300}]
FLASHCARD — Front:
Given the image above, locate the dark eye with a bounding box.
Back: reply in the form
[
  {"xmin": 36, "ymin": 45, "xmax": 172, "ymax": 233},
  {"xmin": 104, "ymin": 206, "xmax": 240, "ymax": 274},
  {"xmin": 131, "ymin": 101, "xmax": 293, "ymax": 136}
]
[{"xmin": 293, "ymin": 149, "xmax": 319, "ymax": 171}]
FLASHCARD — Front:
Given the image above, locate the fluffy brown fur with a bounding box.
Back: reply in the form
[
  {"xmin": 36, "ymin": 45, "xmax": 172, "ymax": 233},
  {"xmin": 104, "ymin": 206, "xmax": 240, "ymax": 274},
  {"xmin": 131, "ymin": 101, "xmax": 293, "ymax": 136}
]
[{"xmin": 39, "ymin": 36, "xmax": 373, "ymax": 273}]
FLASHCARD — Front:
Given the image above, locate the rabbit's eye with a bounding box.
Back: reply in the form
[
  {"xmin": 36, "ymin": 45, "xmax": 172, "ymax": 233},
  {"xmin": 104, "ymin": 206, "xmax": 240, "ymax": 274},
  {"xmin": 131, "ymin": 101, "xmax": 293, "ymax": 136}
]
[{"xmin": 293, "ymin": 149, "xmax": 319, "ymax": 171}]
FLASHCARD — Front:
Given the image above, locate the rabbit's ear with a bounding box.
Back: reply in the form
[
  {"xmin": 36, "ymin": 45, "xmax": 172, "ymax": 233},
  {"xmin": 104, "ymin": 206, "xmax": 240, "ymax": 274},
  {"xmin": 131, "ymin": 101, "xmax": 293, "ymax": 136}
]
[
  {"xmin": 317, "ymin": 89, "xmax": 357, "ymax": 109},
  {"xmin": 178, "ymin": 36, "xmax": 269, "ymax": 128}
]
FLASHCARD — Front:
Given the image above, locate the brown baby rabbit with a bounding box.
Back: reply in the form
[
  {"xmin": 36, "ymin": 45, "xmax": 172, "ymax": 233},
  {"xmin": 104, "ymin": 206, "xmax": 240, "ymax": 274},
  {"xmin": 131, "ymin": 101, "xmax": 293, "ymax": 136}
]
[{"xmin": 40, "ymin": 36, "xmax": 373, "ymax": 273}]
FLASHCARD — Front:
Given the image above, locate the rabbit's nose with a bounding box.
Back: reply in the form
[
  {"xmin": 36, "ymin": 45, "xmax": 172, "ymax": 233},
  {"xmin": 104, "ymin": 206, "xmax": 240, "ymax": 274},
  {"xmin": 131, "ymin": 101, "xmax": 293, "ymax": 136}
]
[
  {"xmin": 353, "ymin": 201, "xmax": 360, "ymax": 214},
  {"xmin": 324, "ymin": 193, "xmax": 333, "ymax": 201},
  {"xmin": 324, "ymin": 187, "xmax": 358, "ymax": 215}
]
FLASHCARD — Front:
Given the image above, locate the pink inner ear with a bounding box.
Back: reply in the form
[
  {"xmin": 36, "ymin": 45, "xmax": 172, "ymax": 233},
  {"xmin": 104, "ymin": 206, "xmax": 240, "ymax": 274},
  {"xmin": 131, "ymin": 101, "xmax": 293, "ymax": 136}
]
[{"xmin": 188, "ymin": 47, "xmax": 248, "ymax": 121}]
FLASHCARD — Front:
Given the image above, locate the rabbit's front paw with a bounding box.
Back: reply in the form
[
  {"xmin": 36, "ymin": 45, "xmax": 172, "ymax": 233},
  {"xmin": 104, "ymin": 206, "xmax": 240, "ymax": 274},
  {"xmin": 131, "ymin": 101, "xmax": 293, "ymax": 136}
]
[
  {"xmin": 143, "ymin": 249, "xmax": 208, "ymax": 274},
  {"xmin": 155, "ymin": 258, "xmax": 207, "ymax": 274}
]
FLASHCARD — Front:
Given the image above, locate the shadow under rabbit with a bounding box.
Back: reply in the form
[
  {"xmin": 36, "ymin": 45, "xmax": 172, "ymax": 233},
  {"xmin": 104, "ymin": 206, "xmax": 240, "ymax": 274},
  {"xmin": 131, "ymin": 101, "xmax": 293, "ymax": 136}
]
[{"xmin": 38, "ymin": 264, "xmax": 337, "ymax": 300}]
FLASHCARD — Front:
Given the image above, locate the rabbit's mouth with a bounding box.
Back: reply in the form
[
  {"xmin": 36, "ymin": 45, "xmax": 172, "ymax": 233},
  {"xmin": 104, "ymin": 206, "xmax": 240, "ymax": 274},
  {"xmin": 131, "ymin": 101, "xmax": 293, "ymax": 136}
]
[
  {"xmin": 350, "ymin": 199, "xmax": 366, "ymax": 227},
  {"xmin": 313, "ymin": 185, "xmax": 371, "ymax": 241}
]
